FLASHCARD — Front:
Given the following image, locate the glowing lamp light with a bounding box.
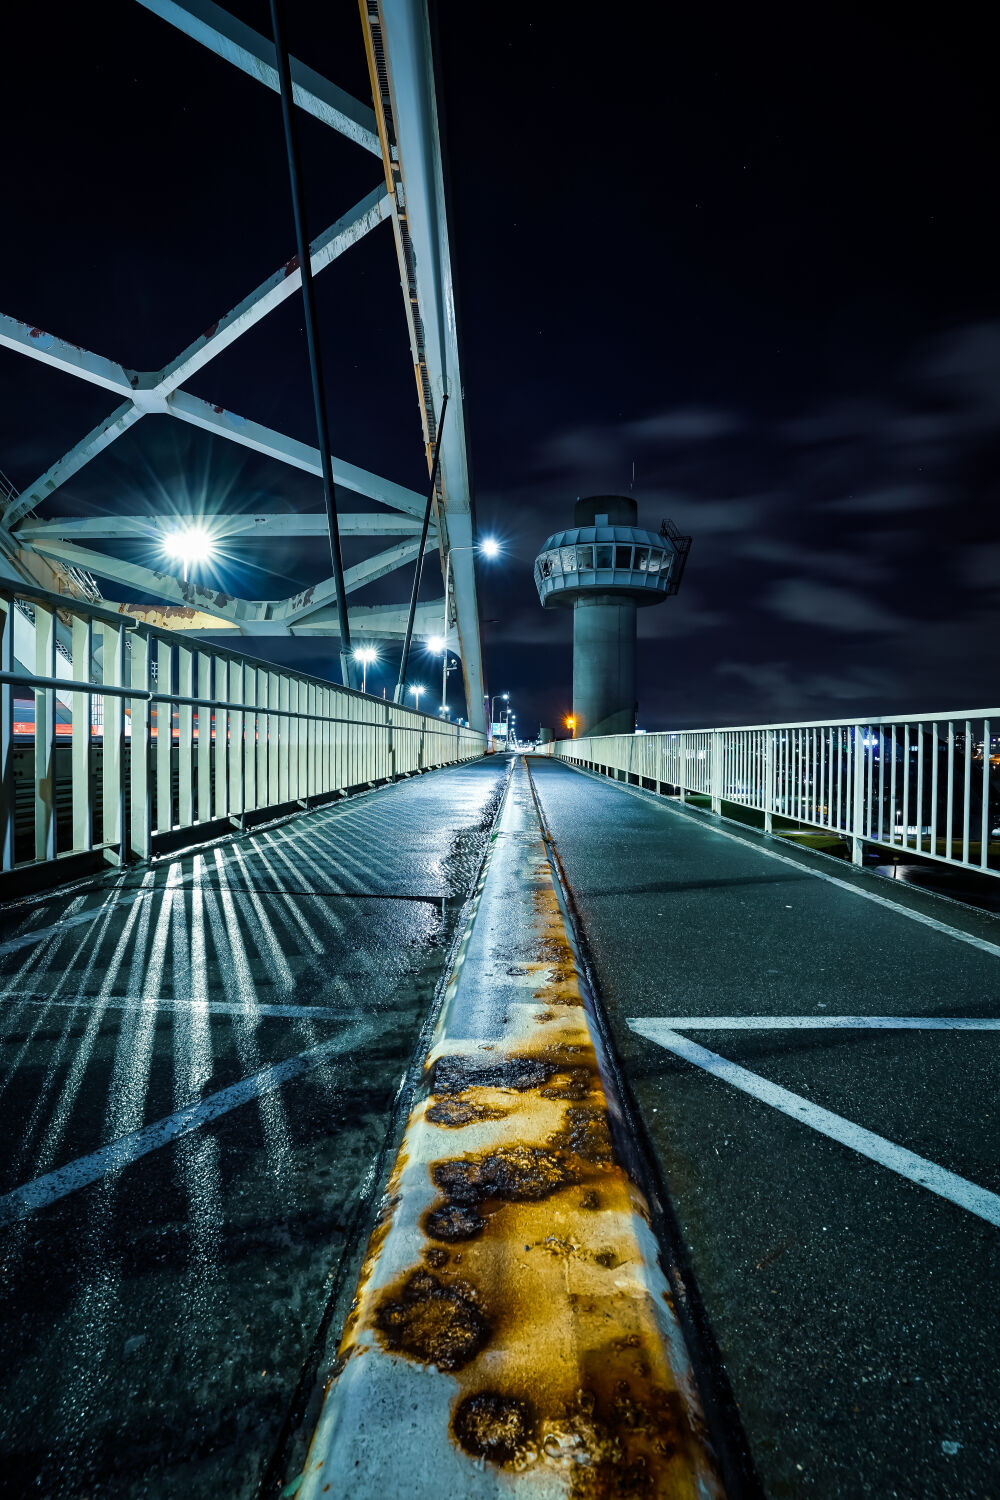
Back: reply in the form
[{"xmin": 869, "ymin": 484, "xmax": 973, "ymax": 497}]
[
  {"xmin": 479, "ymin": 537, "xmax": 500, "ymax": 558},
  {"xmin": 426, "ymin": 635, "xmax": 445, "ymax": 654},
  {"xmin": 161, "ymin": 524, "xmax": 217, "ymax": 581},
  {"xmin": 353, "ymin": 644, "xmax": 378, "ymax": 693}
]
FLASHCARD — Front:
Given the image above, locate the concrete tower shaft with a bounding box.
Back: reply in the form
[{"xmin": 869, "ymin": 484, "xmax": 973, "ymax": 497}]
[
  {"xmin": 534, "ymin": 494, "xmax": 691, "ymax": 737},
  {"xmin": 572, "ymin": 594, "xmax": 637, "ymax": 737}
]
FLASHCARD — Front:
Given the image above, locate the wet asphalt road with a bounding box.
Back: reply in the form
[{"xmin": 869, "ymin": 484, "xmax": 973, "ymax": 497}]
[
  {"xmin": 0, "ymin": 757, "xmax": 508, "ymax": 1499},
  {"xmin": 528, "ymin": 756, "xmax": 1000, "ymax": 1500}
]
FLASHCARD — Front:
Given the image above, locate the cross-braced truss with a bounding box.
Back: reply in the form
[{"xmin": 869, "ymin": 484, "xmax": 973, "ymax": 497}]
[{"xmin": 0, "ymin": 0, "xmax": 485, "ymax": 730}]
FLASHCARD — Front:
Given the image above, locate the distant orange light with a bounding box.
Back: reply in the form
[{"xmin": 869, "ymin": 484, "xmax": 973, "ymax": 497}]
[{"xmin": 565, "ymin": 716, "xmax": 575, "ymax": 731}]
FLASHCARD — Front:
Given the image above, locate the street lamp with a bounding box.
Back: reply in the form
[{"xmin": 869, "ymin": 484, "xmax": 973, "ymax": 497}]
[
  {"xmin": 565, "ymin": 716, "xmax": 576, "ymax": 737},
  {"xmin": 161, "ymin": 524, "xmax": 217, "ymax": 583},
  {"xmin": 440, "ymin": 537, "xmax": 501, "ymax": 714},
  {"xmin": 408, "ymin": 684, "xmax": 425, "ymax": 708},
  {"xmin": 490, "ymin": 692, "xmax": 509, "ymax": 723},
  {"xmin": 353, "ymin": 644, "xmax": 378, "ymax": 694}
]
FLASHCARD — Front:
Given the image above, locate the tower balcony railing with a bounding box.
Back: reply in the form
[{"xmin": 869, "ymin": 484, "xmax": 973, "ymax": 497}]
[
  {"xmin": 549, "ymin": 713, "xmax": 1000, "ymax": 877},
  {"xmin": 0, "ymin": 581, "xmax": 485, "ymax": 880}
]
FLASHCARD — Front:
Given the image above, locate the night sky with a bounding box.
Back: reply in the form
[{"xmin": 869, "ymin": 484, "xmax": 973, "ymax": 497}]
[{"xmin": 3, "ymin": 3, "xmax": 998, "ymax": 734}]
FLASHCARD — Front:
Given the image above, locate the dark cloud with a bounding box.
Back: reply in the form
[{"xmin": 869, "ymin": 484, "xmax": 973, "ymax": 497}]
[{"xmin": 764, "ymin": 580, "xmax": 909, "ymax": 635}]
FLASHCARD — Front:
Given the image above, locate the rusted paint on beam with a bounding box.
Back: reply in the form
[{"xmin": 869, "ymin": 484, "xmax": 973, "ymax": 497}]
[{"xmin": 297, "ymin": 759, "xmax": 723, "ymax": 1497}]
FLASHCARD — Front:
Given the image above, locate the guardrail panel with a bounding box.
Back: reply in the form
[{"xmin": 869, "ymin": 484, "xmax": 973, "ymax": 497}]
[
  {"xmin": 555, "ymin": 710, "xmax": 999, "ymax": 879},
  {"xmin": 0, "ymin": 582, "xmax": 485, "ymax": 879}
]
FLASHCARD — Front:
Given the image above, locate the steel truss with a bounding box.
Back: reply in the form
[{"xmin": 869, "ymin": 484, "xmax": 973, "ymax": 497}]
[{"xmin": 0, "ymin": 0, "xmax": 485, "ymax": 728}]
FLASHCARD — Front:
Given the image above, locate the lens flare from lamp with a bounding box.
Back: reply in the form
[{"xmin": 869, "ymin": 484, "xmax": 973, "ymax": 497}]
[{"xmin": 161, "ymin": 524, "xmax": 217, "ymax": 575}]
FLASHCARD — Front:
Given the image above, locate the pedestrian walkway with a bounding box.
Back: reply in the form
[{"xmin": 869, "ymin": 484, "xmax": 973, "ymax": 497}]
[
  {"xmin": 527, "ymin": 755, "xmax": 1000, "ymax": 1500},
  {"xmin": 297, "ymin": 757, "xmax": 725, "ymax": 1499},
  {"xmin": 0, "ymin": 759, "xmax": 507, "ymax": 1500}
]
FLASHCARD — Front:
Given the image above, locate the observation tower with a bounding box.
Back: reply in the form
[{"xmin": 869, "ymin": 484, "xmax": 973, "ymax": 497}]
[{"xmin": 533, "ymin": 495, "xmax": 691, "ymax": 737}]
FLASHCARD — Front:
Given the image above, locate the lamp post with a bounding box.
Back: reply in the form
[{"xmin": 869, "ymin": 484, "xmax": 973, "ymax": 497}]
[
  {"xmin": 353, "ymin": 644, "xmax": 378, "ymax": 694},
  {"xmin": 408, "ymin": 683, "xmax": 425, "ymax": 710},
  {"xmin": 490, "ymin": 692, "xmax": 509, "ymax": 724},
  {"xmin": 440, "ymin": 537, "xmax": 500, "ymax": 715}
]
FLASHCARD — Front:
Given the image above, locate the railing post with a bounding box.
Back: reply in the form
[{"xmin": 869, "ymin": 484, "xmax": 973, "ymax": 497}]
[
  {"xmin": 34, "ymin": 604, "xmax": 57, "ymax": 863},
  {"xmin": 764, "ymin": 728, "xmax": 774, "ymax": 835},
  {"xmin": 268, "ymin": 671, "xmax": 280, "ymax": 806},
  {"xmin": 101, "ymin": 620, "xmax": 125, "ymax": 864},
  {"xmin": 198, "ymin": 652, "xmax": 213, "ymax": 822},
  {"xmin": 177, "ymin": 644, "xmax": 194, "ymax": 828},
  {"xmin": 387, "ymin": 701, "xmax": 395, "ymax": 780},
  {"xmin": 71, "ymin": 616, "xmax": 93, "ymax": 854},
  {"xmin": 678, "ymin": 733, "xmax": 686, "ymax": 801},
  {"xmin": 256, "ymin": 667, "xmax": 268, "ymax": 807},
  {"xmin": 130, "ymin": 631, "xmax": 152, "ymax": 861},
  {"xmin": 229, "ymin": 661, "xmax": 244, "ymax": 820},
  {"xmin": 244, "ymin": 665, "xmax": 257, "ymax": 815},
  {"xmin": 278, "ymin": 674, "xmax": 290, "ymax": 803},
  {"xmin": 711, "ymin": 729, "xmax": 722, "ymax": 814},
  {"xmin": 851, "ymin": 722, "xmax": 865, "ymax": 865},
  {"xmin": 215, "ymin": 657, "xmax": 229, "ymax": 819},
  {"xmin": 156, "ymin": 639, "xmax": 173, "ymax": 833},
  {"xmin": 0, "ymin": 603, "xmax": 14, "ymax": 870}
]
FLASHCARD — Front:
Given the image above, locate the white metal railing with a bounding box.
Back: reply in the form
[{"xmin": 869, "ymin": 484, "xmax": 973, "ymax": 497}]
[
  {"xmin": 0, "ymin": 582, "xmax": 485, "ymax": 874},
  {"xmin": 551, "ymin": 713, "xmax": 1000, "ymax": 877}
]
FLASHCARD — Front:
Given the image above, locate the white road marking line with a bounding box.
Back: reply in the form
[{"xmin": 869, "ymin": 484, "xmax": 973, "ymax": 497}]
[
  {"xmin": 629, "ymin": 1021, "xmax": 1000, "ymax": 1229},
  {"xmin": 0, "ymin": 1024, "xmax": 370, "ymax": 1228},
  {"xmin": 577, "ymin": 767, "xmax": 1000, "ymax": 961},
  {"xmin": 629, "ymin": 1015, "xmax": 1000, "ymax": 1031},
  {"xmin": 0, "ymin": 996, "xmax": 390, "ymax": 1021}
]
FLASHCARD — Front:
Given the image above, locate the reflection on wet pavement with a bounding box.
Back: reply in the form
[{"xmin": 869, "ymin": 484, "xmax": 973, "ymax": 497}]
[{"xmin": 0, "ymin": 757, "xmax": 507, "ymax": 1498}]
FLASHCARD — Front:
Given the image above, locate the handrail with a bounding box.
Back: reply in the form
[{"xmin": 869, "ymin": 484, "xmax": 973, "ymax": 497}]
[
  {"xmin": 0, "ymin": 580, "xmax": 451, "ymax": 718},
  {"xmin": 1, "ymin": 579, "xmax": 485, "ymax": 875},
  {"xmin": 554, "ymin": 715, "xmax": 999, "ymax": 881}
]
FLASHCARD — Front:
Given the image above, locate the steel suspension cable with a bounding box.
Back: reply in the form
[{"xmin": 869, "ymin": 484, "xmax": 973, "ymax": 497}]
[
  {"xmin": 268, "ymin": 0, "xmax": 353, "ymax": 686},
  {"xmin": 394, "ymin": 392, "xmax": 449, "ymax": 704}
]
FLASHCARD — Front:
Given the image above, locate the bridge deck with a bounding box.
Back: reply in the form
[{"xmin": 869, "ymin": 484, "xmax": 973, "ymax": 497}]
[
  {"xmin": 0, "ymin": 758, "xmax": 507, "ymax": 1498},
  {"xmin": 1, "ymin": 752, "xmax": 997, "ymax": 1497},
  {"xmin": 528, "ymin": 755, "xmax": 1000, "ymax": 1500}
]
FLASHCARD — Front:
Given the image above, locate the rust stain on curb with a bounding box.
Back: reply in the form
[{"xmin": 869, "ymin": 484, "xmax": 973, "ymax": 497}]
[{"xmin": 298, "ymin": 760, "xmax": 724, "ymax": 1498}]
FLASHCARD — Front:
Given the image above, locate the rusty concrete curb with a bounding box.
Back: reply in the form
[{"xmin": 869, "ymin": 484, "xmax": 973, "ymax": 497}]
[{"xmin": 295, "ymin": 758, "xmax": 725, "ymax": 1498}]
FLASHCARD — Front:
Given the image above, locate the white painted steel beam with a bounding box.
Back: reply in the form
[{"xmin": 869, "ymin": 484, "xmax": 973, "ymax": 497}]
[
  {"xmin": 4, "ymin": 403, "xmax": 146, "ymax": 529},
  {"xmin": 0, "ymin": 190, "xmax": 400, "ymax": 529},
  {"xmin": 0, "ymin": 314, "xmax": 136, "ymax": 397},
  {"xmin": 24, "ymin": 540, "xmax": 259, "ymax": 623},
  {"xmin": 164, "ymin": 391, "xmax": 426, "ymax": 516},
  {"xmin": 135, "ymin": 0, "xmax": 381, "ymax": 155},
  {"xmin": 156, "ymin": 187, "xmax": 391, "ymax": 396},
  {"xmin": 3, "ymin": 0, "xmax": 487, "ymax": 724},
  {"xmin": 15, "ymin": 513, "xmax": 424, "ymax": 541},
  {"xmin": 361, "ymin": 1, "xmax": 485, "ymax": 729},
  {"xmin": 26, "ymin": 535, "xmax": 432, "ymax": 626},
  {"xmin": 114, "ymin": 598, "xmax": 446, "ymax": 641},
  {"xmin": 279, "ymin": 538, "xmax": 431, "ymax": 624}
]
